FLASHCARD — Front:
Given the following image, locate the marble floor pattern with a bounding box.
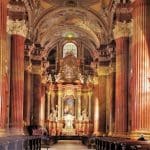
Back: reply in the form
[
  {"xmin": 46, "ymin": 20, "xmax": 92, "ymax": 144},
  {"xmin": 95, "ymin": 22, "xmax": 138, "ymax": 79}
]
[{"xmin": 41, "ymin": 140, "xmax": 92, "ymax": 150}]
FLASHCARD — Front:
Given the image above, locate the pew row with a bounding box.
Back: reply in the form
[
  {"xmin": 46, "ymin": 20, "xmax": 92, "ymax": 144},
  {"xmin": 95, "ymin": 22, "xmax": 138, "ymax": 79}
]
[{"xmin": 95, "ymin": 137, "xmax": 150, "ymax": 150}]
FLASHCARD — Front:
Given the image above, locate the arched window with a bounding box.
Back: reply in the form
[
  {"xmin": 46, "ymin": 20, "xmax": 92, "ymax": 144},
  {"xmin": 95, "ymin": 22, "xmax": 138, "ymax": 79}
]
[{"xmin": 63, "ymin": 42, "xmax": 77, "ymax": 57}]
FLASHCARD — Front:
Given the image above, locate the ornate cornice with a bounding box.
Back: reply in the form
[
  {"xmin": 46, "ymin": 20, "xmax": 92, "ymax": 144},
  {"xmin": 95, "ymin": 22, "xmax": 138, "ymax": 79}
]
[
  {"xmin": 7, "ymin": 18, "xmax": 28, "ymax": 37},
  {"xmin": 113, "ymin": 21, "xmax": 133, "ymax": 39},
  {"xmin": 7, "ymin": 4, "xmax": 26, "ymax": 12}
]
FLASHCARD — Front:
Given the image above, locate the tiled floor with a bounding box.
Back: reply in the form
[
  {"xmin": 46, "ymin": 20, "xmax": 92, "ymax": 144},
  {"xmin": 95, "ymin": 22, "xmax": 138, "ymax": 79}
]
[{"xmin": 41, "ymin": 140, "xmax": 90, "ymax": 150}]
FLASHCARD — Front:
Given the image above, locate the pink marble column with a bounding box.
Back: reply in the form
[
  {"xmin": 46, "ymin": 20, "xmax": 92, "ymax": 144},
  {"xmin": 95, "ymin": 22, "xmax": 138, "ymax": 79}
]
[
  {"xmin": 106, "ymin": 71, "xmax": 115, "ymax": 136},
  {"xmin": 24, "ymin": 69, "xmax": 31, "ymax": 126},
  {"xmin": 115, "ymin": 37, "xmax": 129, "ymax": 136},
  {"xmin": 93, "ymin": 77, "xmax": 100, "ymax": 136},
  {"xmin": 40, "ymin": 83, "xmax": 46, "ymax": 126},
  {"xmin": 32, "ymin": 74, "xmax": 42, "ymax": 125},
  {"xmin": 10, "ymin": 35, "xmax": 25, "ymax": 132},
  {"xmin": 130, "ymin": 0, "xmax": 150, "ymax": 137},
  {"xmin": 99, "ymin": 75, "xmax": 106, "ymax": 135},
  {"xmin": 0, "ymin": 0, "xmax": 8, "ymax": 131}
]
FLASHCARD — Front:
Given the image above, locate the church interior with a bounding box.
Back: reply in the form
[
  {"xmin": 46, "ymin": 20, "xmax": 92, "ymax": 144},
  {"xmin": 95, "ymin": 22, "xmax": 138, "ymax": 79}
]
[{"xmin": 0, "ymin": 0, "xmax": 150, "ymax": 149}]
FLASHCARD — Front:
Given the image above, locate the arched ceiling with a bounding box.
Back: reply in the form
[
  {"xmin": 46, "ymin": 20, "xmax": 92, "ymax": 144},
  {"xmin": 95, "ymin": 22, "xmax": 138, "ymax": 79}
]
[
  {"xmin": 8, "ymin": 0, "xmax": 114, "ymax": 59},
  {"xmin": 42, "ymin": 0, "xmax": 100, "ymax": 7},
  {"xmin": 31, "ymin": 4, "xmax": 112, "ymax": 51}
]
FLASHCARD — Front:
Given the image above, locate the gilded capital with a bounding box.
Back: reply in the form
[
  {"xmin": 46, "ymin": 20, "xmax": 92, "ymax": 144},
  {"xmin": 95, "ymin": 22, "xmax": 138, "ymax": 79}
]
[
  {"xmin": 113, "ymin": 21, "xmax": 133, "ymax": 39},
  {"xmin": 7, "ymin": 18, "xmax": 28, "ymax": 37}
]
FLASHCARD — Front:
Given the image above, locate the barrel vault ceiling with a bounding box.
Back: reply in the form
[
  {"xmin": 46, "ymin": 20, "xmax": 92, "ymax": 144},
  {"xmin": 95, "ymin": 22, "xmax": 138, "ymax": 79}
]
[{"xmin": 8, "ymin": 0, "xmax": 114, "ymax": 59}]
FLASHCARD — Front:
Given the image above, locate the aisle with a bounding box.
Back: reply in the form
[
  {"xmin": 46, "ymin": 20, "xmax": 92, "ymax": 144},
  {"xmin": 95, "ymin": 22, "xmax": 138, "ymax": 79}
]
[{"xmin": 41, "ymin": 140, "xmax": 90, "ymax": 150}]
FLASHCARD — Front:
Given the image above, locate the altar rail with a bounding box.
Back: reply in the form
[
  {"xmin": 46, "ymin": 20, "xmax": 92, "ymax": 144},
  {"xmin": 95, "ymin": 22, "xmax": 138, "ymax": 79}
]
[
  {"xmin": 95, "ymin": 137, "xmax": 150, "ymax": 150},
  {"xmin": 0, "ymin": 135, "xmax": 41, "ymax": 150}
]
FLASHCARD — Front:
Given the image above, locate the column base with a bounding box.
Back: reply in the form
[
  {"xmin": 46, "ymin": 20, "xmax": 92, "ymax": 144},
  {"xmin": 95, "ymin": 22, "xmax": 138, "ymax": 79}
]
[
  {"xmin": 0, "ymin": 129, "xmax": 10, "ymax": 137},
  {"xmin": 111, "ymin": 132, "xmax": 128, "ymax": 138},
  {"xmin": 107, "ymin": 131, "xmax": 113, "ymax": 136},
  {"xmin": 129, "ymin": 131, "xmax": 150, "ymax": 140},
  {"xmin": 9, "ymin": 128, "xmax": 25, "ymax": 136},
  {"xmin": 93, "ymin": 131, "xmax": 105, "ymax": 136}
]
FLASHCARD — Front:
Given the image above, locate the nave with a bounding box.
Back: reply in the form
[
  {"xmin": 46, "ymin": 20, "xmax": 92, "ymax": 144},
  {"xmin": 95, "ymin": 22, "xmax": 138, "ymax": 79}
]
[
  {"xmin": 41, "ymin": 140, "xmax": 90, "ymax": 150},
  {"xmin": 0, "ymin": 0, "xmax": 150, "ymax": 149}
]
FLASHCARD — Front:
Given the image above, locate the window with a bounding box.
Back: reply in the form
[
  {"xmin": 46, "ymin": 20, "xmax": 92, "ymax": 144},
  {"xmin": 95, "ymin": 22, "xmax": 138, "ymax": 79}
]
[{"xmin": 63, "ymin": 42, "xmax": 77, "ymax": 57}]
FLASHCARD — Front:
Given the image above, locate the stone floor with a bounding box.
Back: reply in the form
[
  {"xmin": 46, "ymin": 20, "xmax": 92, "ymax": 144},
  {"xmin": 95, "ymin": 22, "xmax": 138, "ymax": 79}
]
[{"xmin": 41, "ymin": 140, "xmax": 91, "ymax": 150}]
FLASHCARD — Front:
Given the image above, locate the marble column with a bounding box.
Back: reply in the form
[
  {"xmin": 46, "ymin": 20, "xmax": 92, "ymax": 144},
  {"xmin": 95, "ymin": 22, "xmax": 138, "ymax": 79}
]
[
  {"xmin": 113, "ymin": 21, "xmax": 131, "ymax": 136},
  {"xmin": 40, "ymin": 83, "xmax": 46, "ymax": 126},
  {"xmin": 46, "ymin": 92, "xmax": 50, "ymax": 120},
  {"xmin": 0, "ymin": 0, "xmax": 8, "ymax": 132},
  {"xmin": 77, "ymin": 87, "xmax": 82, "ymax": 120},
  {"xmin": 57, "ymin": 84, "xmax": 62, "ymax": 120},
  {"xmin": 106, "ymin": 68, "xmax": 115, "ymax": 136},
  {"xmin": 88, "ymin": 91, "xmax": 92, "ymax": 120},
  {"xmin": 10, "ymin": 34, "xmax": 25, "ymax": 132},
  {"xmin": 130, "ymin": 0, "xmax": 150, "ymax": 137},
  {"xmin": 51, "ymin": 84, "xmax": 56, "ymax": 110},
  {"xmin": 24, "ymin": 68, "xmax": 32, "ymax": 126},
  {"xmin": 93, "ymin": 76, "xmax": 100, "ymax": 136},
  {"xmin": 32, "ymin": 73, "xmax": 42, "ymax": 125},
  {"xmin": 97, "ymin": 67, "xmax": 108, "ymax": 135}
]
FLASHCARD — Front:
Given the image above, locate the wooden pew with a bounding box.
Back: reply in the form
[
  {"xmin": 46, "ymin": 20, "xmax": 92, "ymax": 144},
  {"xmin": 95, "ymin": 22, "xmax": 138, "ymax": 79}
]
[{"xmin": 95, "ymin": 137, "xmax": 150, "ymax": 150}]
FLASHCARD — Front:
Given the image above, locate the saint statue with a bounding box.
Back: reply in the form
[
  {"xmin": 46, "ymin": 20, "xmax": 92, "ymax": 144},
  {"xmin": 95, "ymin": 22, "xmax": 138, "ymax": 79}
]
[
  {"xmin": 82, "ymin": 109, "xmax": 89, "ymax": 121},
  {"xmin": 64, "ymin": 114, "xmax": 74, "ymax": 129},
  {"xmin": 49, "ymin": 108, "xmax": 58, "ymax": 121}
]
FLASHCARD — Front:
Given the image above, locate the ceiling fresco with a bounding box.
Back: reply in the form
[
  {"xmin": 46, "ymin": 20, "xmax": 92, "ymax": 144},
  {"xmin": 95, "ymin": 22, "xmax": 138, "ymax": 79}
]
[{"xmin": 8, "ymin": 0, "xmax": 114, "ymax": 59}]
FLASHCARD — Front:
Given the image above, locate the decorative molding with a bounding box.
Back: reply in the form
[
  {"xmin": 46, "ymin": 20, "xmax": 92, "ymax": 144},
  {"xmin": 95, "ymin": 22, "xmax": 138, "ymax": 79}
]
[
  {"xmin": 7, "ymin": 18, "xmax": 28, "ymax": 37},
  {"xmin": 113, "ymin": 21, "xmax": 133, "ymax": 39},
  {"xmin": 7, "ymin": 4, "xmax": 26, "ymax": 12}
]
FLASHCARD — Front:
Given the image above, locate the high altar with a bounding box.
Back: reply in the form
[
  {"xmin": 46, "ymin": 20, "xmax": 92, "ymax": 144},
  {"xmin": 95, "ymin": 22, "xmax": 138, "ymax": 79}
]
[{"xmin": 45, "ymin": 50, "xmax": 93, "ymax": 136}]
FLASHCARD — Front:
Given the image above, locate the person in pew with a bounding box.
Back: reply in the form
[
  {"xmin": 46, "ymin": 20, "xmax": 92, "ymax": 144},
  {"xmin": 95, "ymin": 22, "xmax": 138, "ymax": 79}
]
[{"xmin": 137, "ymin": 134, "xmax": 146, "ymax": 141}]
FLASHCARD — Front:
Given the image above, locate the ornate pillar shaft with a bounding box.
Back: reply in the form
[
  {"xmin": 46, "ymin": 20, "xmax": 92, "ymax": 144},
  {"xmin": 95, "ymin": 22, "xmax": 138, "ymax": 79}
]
[
  {"xmin": 99, "ymin": 75, "xmax": 106, "ymax": 135},
  {"xmin": 32, "ymin": 74, "xmax": 42, "ymax": 125},
  {"xmin": 0, "ymin": 0, "xmax": 8, "ymax": 130},
  {"xmin": 115, "ymin": 37, "xmax": 129, "ymax": 135},
  {"xmin": 10, "ymin": 34, "xmax": 25, "ymax": 131},
  {"xmin": 77, "ymin": 88, "xmax": 81, "ymax": 120},
  {"xmin": 40, "ymin": 84, "xmax": 46, "ymax": 126},
  {"xmin": 46, "ymin": 92, "xmax": 50, "ymax": 120},
  {"xmin": 106, "ymin": 70, "xmax": 115, "ymax": 136},
  {"xmin": 113, "ymin": 20, "xmax": 131, "ymax": 135},
  {"xmin": 51, "ymin": 92, "xmax": 55, "ymax": 111},
  {"xmin": 130, "ymin": 0, "xmax": 150, "ymax": 136},
  {"xmin": 24, "ymin": 69, "xmax": 31, "ymax": 125},
  {"xmin": 81, "ymin": 92, "xmax": 88, "ymax": 113},
  {"xmin": 58, "ymin": 84, "xmax": 62, "ymax": 120},
  {"xmin": 93, "ymin": 76, "xmax": 100, "ymax": 136},
  {"xmin": 88, "ymin": 92, "xmax": 92, "ymax": 120}
]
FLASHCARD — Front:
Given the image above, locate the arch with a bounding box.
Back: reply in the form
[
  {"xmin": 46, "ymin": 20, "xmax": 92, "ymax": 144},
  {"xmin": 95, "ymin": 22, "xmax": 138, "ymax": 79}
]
[{"xmin": 63, "ymin": 42, "xmax": 77, "ymax": 57}]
